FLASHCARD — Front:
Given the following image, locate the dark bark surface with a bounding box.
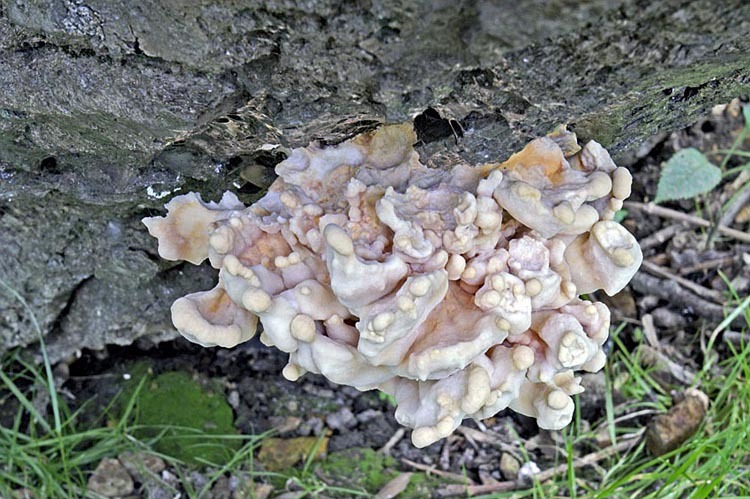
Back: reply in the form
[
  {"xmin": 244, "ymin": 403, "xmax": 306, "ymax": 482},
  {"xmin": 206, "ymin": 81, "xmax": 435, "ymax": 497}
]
[{"xmin": 1, "ymin": 0, "xmax": 749, "ymax": 359}]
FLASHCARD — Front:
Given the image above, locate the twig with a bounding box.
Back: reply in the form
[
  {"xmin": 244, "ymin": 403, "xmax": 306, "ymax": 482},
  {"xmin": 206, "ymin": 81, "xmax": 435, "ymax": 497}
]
[
  {"xmin": 641, "ymin": 313, "xmax": 660, "ymax": 349},
  {"xmin": 456, "ymin": 426, "xmax": 522, "ymax": 455},
  {"xmin": 638, "ymin": 344, "xmax": 696, "ymax": 385},
  {"xmin": 679, "ymin": 256, "xmax": 737, "ymax": 275},
  {"xmin": 438, "ymin": 430, "xmax": 644, "ymax": 496},
  {"xmin": 638, "ymin": 225, "xmax": 680, "ymax": 251},
  {"xmin": 593, "ymin": 408, "xmax": 658, "ymax": 434},
  {"xmin": 401, "ymin": 458, "xmax": 475, "ymax": 484},
  {"xmin": 625, "ymin": 201, "xmax": 750, "ymax": 244},
  {"xmin": 640, "ymin": 260, "xmax": 724, "ymax": 303},
  {"xmin": 723, "ymin": 330, "xmax": 749, "ymax": 345},
  {"xmin": 440, "ymin": 437, "xmax": 454, "ymax": 470},
  {"xmin": 630, "ymin": 272, "xmax": 747, "ymax": 329},
  {"xmin": 719, "ymin": 178, "xmax": 750, "ymax": 227},
  {"xmin": 378, "ymin": 428, "xmax": 405, "ymax": 454},
  {"xmin": 458, "ymin": 426, "xmax": 481, "ymax": 453}
]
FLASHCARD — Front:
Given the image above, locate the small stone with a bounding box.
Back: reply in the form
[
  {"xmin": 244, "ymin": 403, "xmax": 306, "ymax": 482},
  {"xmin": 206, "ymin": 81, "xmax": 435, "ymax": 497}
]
[
  {"xmin": 646, "ymin": 388, "xmax": 709, "ymax": 456},
  {"xmin": 499, "ymin": 452, "xmax": 520, "ymax": 480},
  {"xmin": 210, "ymin": 475, "xmax": 233, "ymax": 499},
  {"xmin": 87, "ymin": 458, "xmax": 134, "ymax": 498},
  {"xmin": 140, "ymin": 481, "xmax": 174, "ymax": 499},
  {"xmin": 160, "ymin": 469, "xmax": 178, "ymax": 485},
  {"xmin": 355, "ymin": 408, "xmax": 382, "ymax": 423},
  {"xmin": 340, "ymin": 386, "xmax": 362, "ymax": 398},
  {"xmin": 300, "ymin": 416, "xmax": 325, "ymax": 436},
  {"xmin": 326, "ymin": 407, "xmax": 356, "ymax": 430},
  {"xmin": 268, "ymin": 416, "xmax": 302, "ymax": 434},
  {"xmin": 651, "ymin": 307, "xmax": 687, "ymax": 329},
  {"xmin": 227, "ymin": 390, "xmax": 241, "ymax": 409},
  {"xmin": 285, "ymin": 400, "xmax": 299, "ymax": 412},
  {"xmin": 190, "ymin": 471, "xmax": 209, "ymax": 491},
  {"xmin": 517, "ymin": 461, "xmax": 540, "ymax": 485},
  {"xmin": 118, "ymin": 451, "xmax": 166, "ymax": 481},
  {"xmin": 232, "ymin": 480, "xmax": 274, "ymax": 499}
]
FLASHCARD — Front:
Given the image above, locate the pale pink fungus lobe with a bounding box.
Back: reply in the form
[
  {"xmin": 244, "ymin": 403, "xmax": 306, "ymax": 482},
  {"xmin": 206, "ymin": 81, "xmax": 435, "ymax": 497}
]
[{"xmin": 143, "ymin": 123, "xmax": 641, "ymax": 447}]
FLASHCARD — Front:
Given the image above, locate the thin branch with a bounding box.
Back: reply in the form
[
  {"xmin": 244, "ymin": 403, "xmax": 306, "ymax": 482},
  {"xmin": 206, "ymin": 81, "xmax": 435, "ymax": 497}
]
[
  {"xmin": 630, "ymin": 272, "xmax": 728, "ymax": 323},
  {"xmin": 679, "ymin": 256, "xmax": 737, "ymax": 275},
  {"xmin": 719, "ymin": 177, "xmax": 750, "ymax": 227},
  {"xmin": 625, "ymin": 201, "xmax": 750, "ymax": 244},
  {"xmin": 640, "ymin": 260, "xmax": 724, "ymax": 303},
  {"xmin": 401, "ymin": 458, "xmax": 475, "ymax": 484},
  {"xmin": 378, "ymin": 428, "xmax": 405, "ymax": 454},
  {"xmin": 638, "ymin": 225, "xmax": 680, "ymax": 251}
]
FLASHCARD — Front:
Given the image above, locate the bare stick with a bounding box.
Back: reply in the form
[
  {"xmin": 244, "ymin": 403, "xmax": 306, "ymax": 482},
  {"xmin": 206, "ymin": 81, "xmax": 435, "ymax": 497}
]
[
  {"xmin": 720, "ymin": 171, "xmax": 750, "ymax": 227},
  {"xmin": 638, "ymin": 225, "xmax": 679, "ymax": 251},
  {"xmin": 723, "ymin": 330, "xmax": 749, "ymax": 345},
  {"xmin": 679, "ymin": 256, "xmax": 737, "ymax": 275},
  {"xmin": 625, "ymin": 201, "xmax": 750, "ymax": 244},
  {"xmin": 401, "ymin": 457, "xmax": 475, "ymax": 484},
  {"xmin": 640, "ymin": 260, "xmax": 724, "ymax": 303},
  {"xmin": 378, "ymin": 428, "xmax": 405, "ymax": 454},
  {"xmin": 629, "ymin": 272, "xmax": 742, "ymax": 326}
]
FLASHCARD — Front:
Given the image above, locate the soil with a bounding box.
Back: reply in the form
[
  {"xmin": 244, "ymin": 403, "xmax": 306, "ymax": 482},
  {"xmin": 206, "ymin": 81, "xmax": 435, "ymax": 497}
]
[{"xmin": 45, "ymin": 98, "xmax": 750, "ymax": 496}]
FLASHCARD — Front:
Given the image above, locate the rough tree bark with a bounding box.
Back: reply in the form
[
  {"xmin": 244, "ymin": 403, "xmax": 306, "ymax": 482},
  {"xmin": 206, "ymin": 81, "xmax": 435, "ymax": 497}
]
[{"xmin": 1, "ymin": 0, "xmax": 748, "ymax": 359}]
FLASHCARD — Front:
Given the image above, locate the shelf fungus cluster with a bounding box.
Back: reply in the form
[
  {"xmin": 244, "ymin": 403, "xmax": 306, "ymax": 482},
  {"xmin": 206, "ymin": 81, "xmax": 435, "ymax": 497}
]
[{"xmin": 143, "ymin": 123, "xmax": 641, "ymax": 448}]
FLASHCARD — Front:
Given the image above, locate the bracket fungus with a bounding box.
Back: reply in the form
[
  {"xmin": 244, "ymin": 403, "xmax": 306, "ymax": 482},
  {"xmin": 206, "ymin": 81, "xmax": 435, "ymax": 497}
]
[{"xmin": 143, "ymin": 123, "xmax": 641, "ymax": 448}]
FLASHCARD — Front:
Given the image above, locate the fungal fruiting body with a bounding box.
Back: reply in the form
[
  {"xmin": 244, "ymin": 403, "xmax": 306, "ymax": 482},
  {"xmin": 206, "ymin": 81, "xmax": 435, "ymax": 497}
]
[{"xmin": 143, "ymin": 123, "xmax": 641, "ymax": 447}]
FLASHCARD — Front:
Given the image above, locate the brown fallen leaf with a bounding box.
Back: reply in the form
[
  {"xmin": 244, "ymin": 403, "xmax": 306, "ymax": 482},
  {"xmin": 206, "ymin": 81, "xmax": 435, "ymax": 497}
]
[
  {"xmin": 645, "ymin": 388, "xmax": 709, "ymax": 456},
  {"xmin": 375, "ymin": 472, "xmax": 413, "ymax": 498},
  {"xmin": 257, "ymin": 436, "xmax": 329, "ymax": 471},
  {"xmin": 602, "ymin": 287, "xmax": 637, "ymax": 318}
]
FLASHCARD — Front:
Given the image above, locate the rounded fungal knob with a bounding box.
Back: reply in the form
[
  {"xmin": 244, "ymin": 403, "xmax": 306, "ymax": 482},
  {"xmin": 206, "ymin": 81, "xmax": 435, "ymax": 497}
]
[{"xmin": 324, "ymin": 224, "xmax": 354, "ymax": 256}]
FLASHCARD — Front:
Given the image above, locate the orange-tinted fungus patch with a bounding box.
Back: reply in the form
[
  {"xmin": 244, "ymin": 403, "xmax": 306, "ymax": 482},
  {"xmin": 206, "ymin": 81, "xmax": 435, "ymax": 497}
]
[
  {"xmin": 499, "ymin": 138, "xmax": 566, "ymax": 185},
  {"xmin": 238, "ymin": 232, "xmax": 291, "ymax": 267},
  {"xmin": 348, "ymin": 187, "xmax": 389, "ymax": 245},
  {"xmin": 194, "ymin": 288, "xmax": 239, "ymax": 326},
  {"xmin": 310, "ymin": 165, "xmax": 354, "ymax": 205}
]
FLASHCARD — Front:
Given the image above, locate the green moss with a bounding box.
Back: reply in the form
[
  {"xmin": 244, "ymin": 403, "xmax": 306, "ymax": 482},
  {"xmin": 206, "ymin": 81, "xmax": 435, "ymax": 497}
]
[
  {"xmin": 573, "ymin": 106, "xmax": 627, "ymax": 148},
  {"xmin": 638, "ymin": 57, "xmax": 750, "ymax": 90},
  {"xmin": 401, "ymin": 471, "xmax": 447, "ymax": 498},
  {"xmin": 316, "ymin": 447, "xmax": 397, "ymax": 493},
  {"xmin": 313, "ymin": 447, "xmax": 462, "ymax": 496},
  {"xmin": 119, "ymin": 364, "xmax": 240, "ymax": 465}
]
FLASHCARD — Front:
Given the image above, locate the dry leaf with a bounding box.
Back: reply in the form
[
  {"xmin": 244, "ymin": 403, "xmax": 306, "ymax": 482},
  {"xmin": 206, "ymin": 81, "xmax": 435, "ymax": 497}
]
[
  {"xmin": 257, "ymin": 436, "xmax": 329, "ymax": 471},
  {"xmin": 375, "ymin": 472, "xmax": 413, "ymax": 498}
]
